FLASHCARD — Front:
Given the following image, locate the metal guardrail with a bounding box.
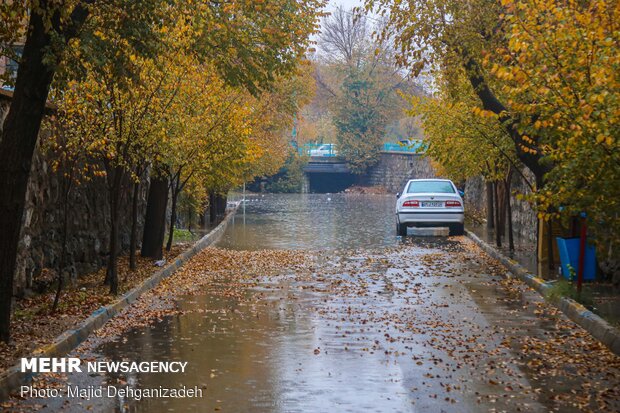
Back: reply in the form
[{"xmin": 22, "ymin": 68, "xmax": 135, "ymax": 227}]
[{"xmin": 382, "ymin": 141, "xmax": 426, "ymax": 153}]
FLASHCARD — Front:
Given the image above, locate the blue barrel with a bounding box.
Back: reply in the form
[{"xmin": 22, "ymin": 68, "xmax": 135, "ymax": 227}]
[{"xmin": 555, "ymin": 237, "xmax": 596, "ymax": 281}]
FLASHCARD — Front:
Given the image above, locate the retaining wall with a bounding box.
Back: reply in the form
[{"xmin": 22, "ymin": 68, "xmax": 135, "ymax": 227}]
[
  {"xmin": 365, "ymin": 153, "xmax": 436, "ymax": 193},
  {"xmin": 0, "ymin": 99, "xmax": 147, "ymax": 296}
]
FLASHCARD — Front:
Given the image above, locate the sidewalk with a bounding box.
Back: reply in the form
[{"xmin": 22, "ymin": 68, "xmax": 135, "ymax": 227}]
[
  {"xmin": 0, "ymin": 206, "xmax": 238, "ymax": 400},
  {"xmin": 466, "ymin": 228, "xmax": 620, "ymax": 356},
  {"xmin": 468, "ymin": 223, "xmax": 620, "ymax": 327}
]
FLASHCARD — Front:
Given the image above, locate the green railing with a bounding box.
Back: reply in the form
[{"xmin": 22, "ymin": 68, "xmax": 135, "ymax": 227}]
[
  {"xmin": 382, "ymin": 140, "xmax": 426, "ymax": 153},
  {"xmin": 298, "ymin": 140, "xmax": 426, "ymax": 157}
]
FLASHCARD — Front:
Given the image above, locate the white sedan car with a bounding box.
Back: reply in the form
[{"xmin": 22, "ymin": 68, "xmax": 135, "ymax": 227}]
[
  {"xmin": 395, "ymin": 179, "xmax": 465, "ymax": 236},
  {"xmin": 309, "ymin": 144, "xmax": 336, "ymax": 157}
]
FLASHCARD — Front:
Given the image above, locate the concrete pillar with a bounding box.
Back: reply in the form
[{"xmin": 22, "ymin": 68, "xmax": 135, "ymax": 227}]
[{"xmin": 301, "ymin": 173, "xmax": 310, "ymax": 193}]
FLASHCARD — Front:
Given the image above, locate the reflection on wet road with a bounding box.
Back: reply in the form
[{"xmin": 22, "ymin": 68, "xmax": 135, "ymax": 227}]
[
  {"xmin": 13, "ymin": 194, "xmax": 620, "ymax": 413},
  {"xmin": 218, "ymin": 193, "xmax": 398, "ymax": 250}
]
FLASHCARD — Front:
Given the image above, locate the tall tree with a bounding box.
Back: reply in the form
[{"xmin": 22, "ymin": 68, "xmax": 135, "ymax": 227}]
[
  {"xmin": 492, "ymin": 0, "xmax": 620, "ymax": 249},
  {"xmin": 0, "ymin": 1, "xmax": 90, "ymax": 343},
  {"xmin": 366, "ymin": 0, "xmax": 551, "ymax": 186},
  {"xmin": 316, "ymin": 7, "xmax": 410, "ymax": 174}
]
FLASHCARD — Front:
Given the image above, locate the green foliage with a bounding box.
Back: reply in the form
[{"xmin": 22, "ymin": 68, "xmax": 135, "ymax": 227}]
[
  {"xmin": 313, "ymin": 7, "xmax": 412, "ymax": 175},
  {"xmin": 335, "ymin": 74, "xmax": 387, "ymax": 174},
  {"xmin": 265, "ymin": 152, "xmax": 308, "ymax": 193},
  {"xmin": 171, "ymin": 228, "xmax": 199, "ymax": 243},
  {"xmin": 546, "ymin": 280, "xmax": 594, "ymax": 307},
  {"xmin": 407, "ymin": 74, "xmax": 517, "ymax": 183},
  {"xmin": 190, "ymin": 0, "xmax": 326, "ymax": 95}
]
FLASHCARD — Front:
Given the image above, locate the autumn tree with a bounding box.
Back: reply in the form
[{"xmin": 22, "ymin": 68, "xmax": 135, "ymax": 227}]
[
  {"xmin": 159, "ymin": 62, "xmax": 252, "ymax": 252},
  {"xmin": 369, "ymin": 0, "xmax": 619, "ymax": 246},
  {"xmin": 0, "ymin": 0, "xmax": 169, "ymax": 342},
  {"xmin": 316, "ymin": 7, "xmax": 411, "ymax": 174},
  {"xmin": 490, "ymin": 0, "xmax": 620, "ymax": 249},
  {"xmin": 138, "ymin": 0, "xmax": 326, "ymax": 257},
  {"xmin": 198, "ymin": 65, "xmax": 315, "ymax": 215},
  {"xmin": 365, "ymin": 0, "xmax": 551, "ymax": 186}
]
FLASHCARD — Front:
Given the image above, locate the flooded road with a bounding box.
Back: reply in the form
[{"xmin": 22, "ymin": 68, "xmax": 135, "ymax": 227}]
[
  {"xmin": 218, "ymin": 193, "xmax": 398, "ymax": 250},
  {"xmin": 11, "ymin": 194, "xmax": 620, "ymax": 413}
]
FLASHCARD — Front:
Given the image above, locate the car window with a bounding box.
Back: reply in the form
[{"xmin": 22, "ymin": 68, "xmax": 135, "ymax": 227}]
[{"xmin": 407, "ymin": 181, "xmax": 455, "ymax": 194}]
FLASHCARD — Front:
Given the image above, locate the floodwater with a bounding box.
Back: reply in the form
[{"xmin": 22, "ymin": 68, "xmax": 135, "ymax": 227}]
[
  {"xmin": 218, "ymin": 193, "xmax": 398, "ymax": 250},
  {"xmin": 14, "ymin": 194, "xmax": 620, "ymax": 413}
]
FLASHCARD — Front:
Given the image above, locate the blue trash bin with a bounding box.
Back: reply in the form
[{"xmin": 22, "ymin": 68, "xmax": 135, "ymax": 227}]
[{"xmin": 555, "ymin": 237, "xmax": 596, "ymax": 281}]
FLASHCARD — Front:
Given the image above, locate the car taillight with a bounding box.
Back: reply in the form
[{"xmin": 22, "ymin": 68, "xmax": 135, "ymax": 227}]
[
  {"xmin": 445, "ymin": 200, "xmax": 462, "ymax": 207},
  {"xmin": 403, "ymin": 200, "xmax": 420, "ymax": 207}
]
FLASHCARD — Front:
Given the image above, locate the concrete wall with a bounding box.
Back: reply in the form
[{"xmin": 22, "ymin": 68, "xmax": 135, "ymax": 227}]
[
  {"xmin": 1, "ymin": 98, "xmax": 147, "ymax": 296},
  {"xmin": 365, "ymin": 153, "xmax": 436, "ymax": 193}
]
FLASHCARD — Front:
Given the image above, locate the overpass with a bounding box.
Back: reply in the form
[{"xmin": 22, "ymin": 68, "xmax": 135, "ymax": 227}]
[
  {"xmin": 302, "ymin": 156, "xmax": 352, "ymax": 192},
  {"xmin": 300, "ymin": 142, "xmax": 433, "ymax": 193},
  {"xmin": 303, "ymin": 156, "xmax": 350, "ymax": 174}
]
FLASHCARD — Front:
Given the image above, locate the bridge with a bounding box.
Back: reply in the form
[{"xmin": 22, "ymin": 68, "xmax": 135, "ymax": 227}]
[
  {"xmin": 299, "ymin": 141, "xmax": 432, "ymax": 193},
  {"xmin": 303, "ymin": 156, "xmax": 350, "ymax": 174}
]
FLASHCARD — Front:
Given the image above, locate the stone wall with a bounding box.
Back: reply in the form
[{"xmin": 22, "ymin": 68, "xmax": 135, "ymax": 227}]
[
  {"xmin": 365, "ymin": 153, "xmax": 436, "ymax": 193},
  {"xmin": 464, "ymin": 171, "xmax": 537, "ymax": 243},
  {"xmin": 1, "ymin": 98, "xmax": 147, "ymax": 296}
]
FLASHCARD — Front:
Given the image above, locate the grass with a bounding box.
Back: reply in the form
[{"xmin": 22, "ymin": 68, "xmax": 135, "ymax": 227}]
[
  {"xmin": 546, "ymin": 279, "xmax": 594, "ymax": 307},
  {"xmin": 171, "ymin": 228, "xmax": 199, "ymax": 243}
]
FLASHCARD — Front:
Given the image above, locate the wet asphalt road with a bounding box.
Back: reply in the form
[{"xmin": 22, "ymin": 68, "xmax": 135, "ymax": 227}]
[{"xmin": 8, "ymin": 195, "xmax": 620, "ymax": 412}]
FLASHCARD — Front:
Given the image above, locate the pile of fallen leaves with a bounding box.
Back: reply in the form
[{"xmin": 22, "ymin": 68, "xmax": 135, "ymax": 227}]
[
  {"xmin": 0, "ymin": 245, "xmax": 186, "ymax": 373},
  {"xmin": 84, "ymin": 248, "xmax": 313, "ymax": 343}
]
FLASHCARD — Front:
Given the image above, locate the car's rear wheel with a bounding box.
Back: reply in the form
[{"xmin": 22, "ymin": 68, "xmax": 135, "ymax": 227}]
[
  {"xmin": 450, "ymin": 223, "xmax": 465, "ymax": 236},
  {"xmin": 397, "ymin": 222, "xmax": 407, "ymax": 236}
]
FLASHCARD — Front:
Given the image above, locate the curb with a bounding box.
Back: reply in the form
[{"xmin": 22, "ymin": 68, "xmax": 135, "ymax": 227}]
[
  {"xmin": 466, "ymin": 229, "xmax": 620, "ymax": 357},
  {"xmin": 0, "ymin": 204, "xmax": 239, "ymax": 400}
]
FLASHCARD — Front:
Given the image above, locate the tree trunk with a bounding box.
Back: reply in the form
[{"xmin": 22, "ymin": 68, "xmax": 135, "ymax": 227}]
[
  {"xmin": 108, "ymin": 205, "xmax": 120, "ymax": 295},
  {"xmin": 199, "ymin": 208, "xmax": 205, "ymax": 228},
  {"xmin": 216, "ymin": 194, "xmax": 227, "ymax": 216},
  {"xmin": 128, "ymin": 180, "xmax": 140, "ymax": 272},
  {"xmin": 188, "ymin": 207, "xmax": 193, "ymax": 233},
  {"xmin": 141, "ymin": 175, "xmax": 169, "ymax": 259},
  {"xmin": 53, "ymin": 178, "xmax": 72, "ymax": 311},
  {"xmin": 486, "ymin": 181, "xmax": 494, "ymax": 230},
  {"xmin": 166, "ymin": 185, "xmax": 179, "ymax": 252},
  {"xmin": 547, "ymin": 218, "xmax": 555, "ymax": 270},
  {"xmin": 498, "ymin": 181, "xmax": 506, "ymax": 239},
  {"xmin": 494, "ymin": 182, "xmax": 502, "ymax": 248},
  {"xmin": 0, "ymin": 0, "xmax": 90, "ymax": 343},
  {"xmin": 505, "ymin": 170, "xmax": 514, "ymax": 251},
  {"xmin": 209, "ymin": 193, "xmax": 217, "ymax": 224},
  {"xmin": 105, "ymin": 166, "xmax": 125, "ymax": 295},
  {"xmin": 0, "ymin": 13, "xmax": 59, "ymax": 343}
]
